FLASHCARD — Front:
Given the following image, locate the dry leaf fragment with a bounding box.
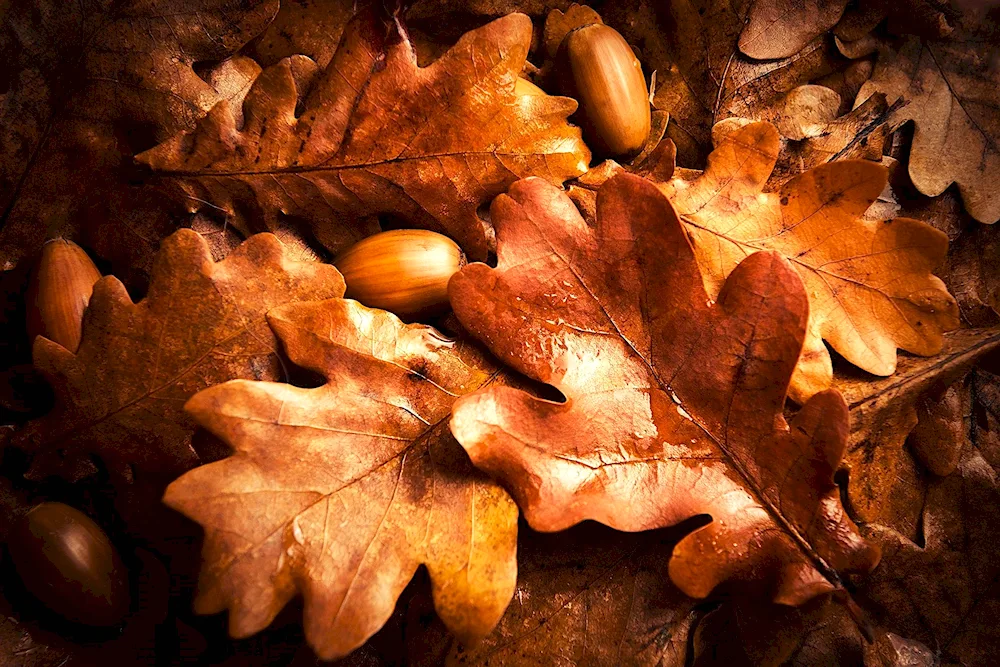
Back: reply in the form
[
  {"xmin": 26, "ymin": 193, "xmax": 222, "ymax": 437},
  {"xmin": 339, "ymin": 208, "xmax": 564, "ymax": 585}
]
[
  {"xmin": 12, "ymin": 229, "xmax": 344, "ymax": 479},
  {"xmin": 164, "ymin": 298, "xmax": 518, "ymax": 660},
  {"xmin": 449, "ymin": 173, "xmax": 878, "ymax": 606},
  {"xmin": 138, "ymin": 11, "xmax": 591, "ymax": 261},
  {"xmin": 661, "ymin": 121, "xmax": 959, "ymax": 400},
  {"xmin": 855, "ymin": 30, "xmax": 1000, "ymax": 223}
]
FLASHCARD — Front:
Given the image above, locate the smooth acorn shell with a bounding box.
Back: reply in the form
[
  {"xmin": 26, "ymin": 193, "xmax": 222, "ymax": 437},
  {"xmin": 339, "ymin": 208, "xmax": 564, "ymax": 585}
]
[
  {"xmin": 26, "ymin": 239, "xmax": 101, "ymax": 353},
  {"xmin": 557, "ymin": 24, "xmax": 651, "ymax": 158},
  {"xmin": 8, "ymin": 502, "xmax": 129, "ymax": 626},
  {"xmin": 335, "ymin": 230, "xmax": 466, "ymax": 319}
]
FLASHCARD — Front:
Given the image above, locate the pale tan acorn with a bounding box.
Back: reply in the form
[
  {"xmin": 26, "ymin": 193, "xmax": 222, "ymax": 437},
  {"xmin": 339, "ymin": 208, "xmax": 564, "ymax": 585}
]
[
  {"xmin": 26, "ymin": 239, "xmax": 101, "ymax": 353},
  {"xmin": 7, "ymin": 502, "xmax": 130, "ymax": 626},
  {"xmin": 556, "ymin": 23, "xmax": 651, "ymax": 158},
  {"xmin": 334, "ymin": 230, "xmax": 466, "ymax": 320}
]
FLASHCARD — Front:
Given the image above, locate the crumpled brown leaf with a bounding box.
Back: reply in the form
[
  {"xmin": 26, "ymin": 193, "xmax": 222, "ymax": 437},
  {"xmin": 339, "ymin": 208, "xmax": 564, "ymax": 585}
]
[
  {"xmin": 854, "ymin": 18, "xmax": 1000, "ymax": 224},
  {"xmin": 0, "ymin": 0, "xmax": 278, "ymax": 284},
  {"xmin": 138, "ymin": 10, "xmax": 590, "ymax": 262},
  {"xmin": 833, "ymin": 328, "xmax": 1000, "ymax": 538},
  {"xmin": 450, "ymin": 172, "xmax": 879, "ymax": 607},
  {"xmin": 12, "ymin": 229, "xmax": 343, "ymax": 479},
  {"xmin": 164, "ymin": 298, "xmax": 518, "ymax": 661}
]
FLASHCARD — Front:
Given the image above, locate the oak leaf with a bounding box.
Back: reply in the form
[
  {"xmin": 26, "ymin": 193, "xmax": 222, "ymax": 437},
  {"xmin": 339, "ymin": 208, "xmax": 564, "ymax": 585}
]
[
  {"xmin": 855, "ymin": 26, "xmax": 1000, "ymax": 223},
  {"xmin": 449, "ymin": 172, "xmax": 879, "ymax": 605},
  {"xmin": 163, "ymin": 299, "xmax": 518, "ymax": 661},
  {"xmin": 12, "ymin": 229, "xmax": 344, "ymax": 479},
  {"xmin": 660, "ymin": 121, "xmax": 959, "ymax": 400},
  {"xmin": 739, "ymin": 0, "xmax": 849, "ymax": 60},
  {"xmin": 138, "ymin": 11, "xmax": 591, "ymax": 261}
]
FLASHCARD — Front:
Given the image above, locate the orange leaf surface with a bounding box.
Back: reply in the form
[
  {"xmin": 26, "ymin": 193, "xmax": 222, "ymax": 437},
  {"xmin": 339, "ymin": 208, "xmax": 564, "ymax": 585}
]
[
  {"xmin": 137, "ymin": 10, "xmax": 591, "ymax": 261},
  {"xmin": 449, "ymin": 173, "xmax": 879, "ymax": 605},
  {"xmin": 12, "ymin": 229, "xmax": 344, "ymax": 479},
  {"xmin": 662, "ymin": 122, "xmax": 959, "ymax": 400},
  {"xmin": 163, "ymin": 299, "xmax": 518, "ymax": 660}
]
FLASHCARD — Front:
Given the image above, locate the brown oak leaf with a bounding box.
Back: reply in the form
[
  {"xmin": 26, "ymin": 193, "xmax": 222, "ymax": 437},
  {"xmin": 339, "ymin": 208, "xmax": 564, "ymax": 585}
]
[
  {"xmin": 12, "ymin": 229, "xmax": 344, "ymax": 479},
  {"xmin": 854, "ymin": 24, "xmax": 1000, "ymax": 224},
  {"xmin": 449, "ymin": 173, "xmax": 879, "ymax": 606},
  {"xmin": 163, "ymin": 298, "xmax": 519, "ymax": 661},
  {"xmin": 739, "ymin": 0, "xmax": 850, "ymax": 60},
  {"xmin": 660, "ymin": 121, "xmax": 959, "ymax": 401},
  {"xmin": 137, "ymin": 11, "xmax": 591, "ymax": 262}
]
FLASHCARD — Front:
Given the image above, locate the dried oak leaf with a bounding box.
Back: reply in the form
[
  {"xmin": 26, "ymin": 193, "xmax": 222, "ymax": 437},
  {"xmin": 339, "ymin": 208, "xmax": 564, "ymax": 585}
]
[
  {"xmin": 12, "ymin": 229, "xmax": 344, "ymax": 479},
  {"xmin": 660, "ymin": 121, "xmax": 959, "ymax": 401},
  {"xmin": 855, "ymin": 24, "xmax": 1000, "ymax": 224},
  {"xmin": 163, "ymin": 298, "xmax": 518, "ymax": 661},
  {"xmin": 739, "ymin": 0, "xmax": 850, "ymax": 60},
  {"xmin": 833, "ymin": 328, "xmax": 1000, "ymax": 538},
  {"xmin": 138, "ymin": 11, "xmax": 590, "ymax": 262},
  {"xmin": 0, "ymin": 0, "xmax": 278, "ymax": 278},
  {"xmin": 449, "ymin": 172, "xmax": 879, "ymax": 606}
]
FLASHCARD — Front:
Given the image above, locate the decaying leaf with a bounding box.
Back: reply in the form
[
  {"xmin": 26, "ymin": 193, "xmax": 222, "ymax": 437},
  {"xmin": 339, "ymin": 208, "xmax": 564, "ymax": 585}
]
[
  {"xmin": 833, "ymin": 328, "xmax": 1000, "ymax": 536},
  {"xmin": 855, "ymin": 24, "xmax": 1000, "ymax": 224},
  {"xmin": 138, "ymin": 10, "xmax": 590, "ymax": 261},
  {"xmin": 12, "ymin": 230, "xmax": 344, "ymax": 479},
  {"xmin": 0, "ymin": 0, "xmax": 278, "ymax": 280},
  {"xmin": 661, "ymin": 121, "xmax": 959, "ymax": 401},
  {"xmin": 450, "ymin": 173, "xmax": 879, "ymax": 606},
  {"xmin": 164, "ymin": 298, "xmax": 519, "ymax": 660}
]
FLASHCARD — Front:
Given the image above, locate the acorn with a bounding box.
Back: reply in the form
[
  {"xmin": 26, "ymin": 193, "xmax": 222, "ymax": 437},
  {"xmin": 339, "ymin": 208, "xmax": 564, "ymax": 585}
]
[
  {"xmin": 556, "ymin": 23, "xmax": 651, "ymax": 158},
  {"xmin": 334, "ymin": 230, "xmax": 466, "ymax": 320},
  {"xmin": 26, "ymin": 239, "xmax": 101, "ymax": 353},
  {"xmin": 7, "ymin": 502, "xmax": 130, "ymax": 626}
]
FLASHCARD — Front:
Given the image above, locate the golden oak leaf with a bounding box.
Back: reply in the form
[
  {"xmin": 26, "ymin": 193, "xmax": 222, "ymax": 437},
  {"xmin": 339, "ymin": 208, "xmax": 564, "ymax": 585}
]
[
  {"xmin": 449, "ymin": 172, "xmax": 879, "ymax": 607},
  {"xmin": 163, "ymin": 298, "xmax": 518, "ymax": 660},
  {"xmin": 12, "ymin": 229, "xmax": 344, "ymax": 479},
  {"xmin": 855, "ymin": 24, "xmax": 1000, "ymax": 223},
  {"xmin": 658, "ymin": 121, "xmax": 959, "ymax": 401},
  {"xmin": 137, "ymin": 11, "xmax": 590, "ymax": 261}
]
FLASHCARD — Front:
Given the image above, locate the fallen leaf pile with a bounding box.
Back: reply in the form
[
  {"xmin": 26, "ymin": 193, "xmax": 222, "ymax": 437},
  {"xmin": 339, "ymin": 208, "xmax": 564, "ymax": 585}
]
[{"xmin": 1, "ymin": 0, "xmax": 999, "ymax": 665}]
